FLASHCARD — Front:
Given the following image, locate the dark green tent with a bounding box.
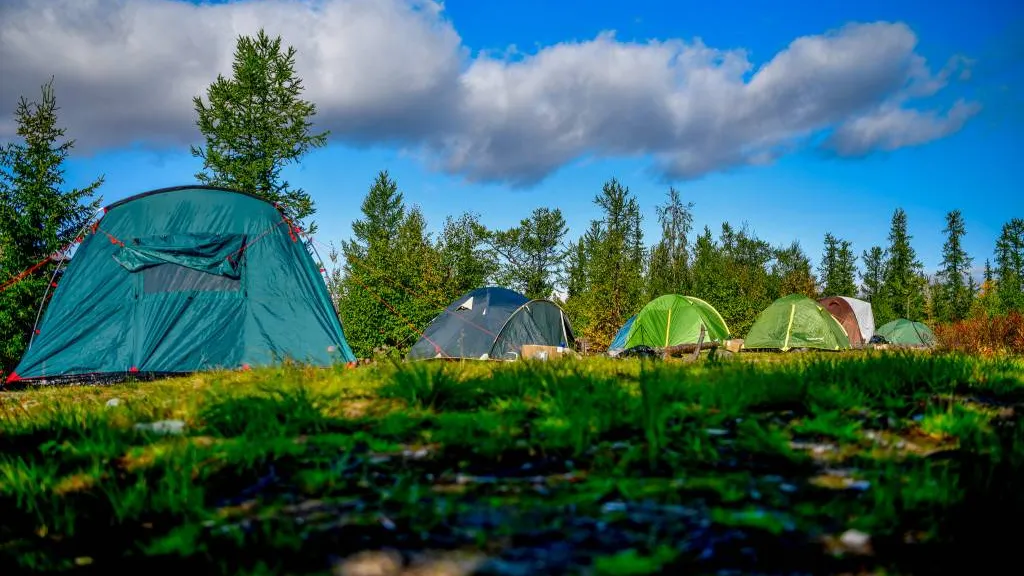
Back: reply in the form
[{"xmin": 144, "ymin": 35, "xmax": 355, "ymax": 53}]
[
  {"xmin": 407, "ymin": 286, "xmax": 574, "ymax": 360},
  {"xmin": 874, "ymin": 319, "xmax": 936, "ymax": 348},
  {"xmin": 7, "ymin": 185, "xmax": 355, "ymax": 384}
]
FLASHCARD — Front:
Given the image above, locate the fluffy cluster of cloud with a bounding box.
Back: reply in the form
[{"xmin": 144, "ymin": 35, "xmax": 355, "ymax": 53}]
[{"xmin": 0, "ymin": 0, "xmax": 980, "ymax": 185}]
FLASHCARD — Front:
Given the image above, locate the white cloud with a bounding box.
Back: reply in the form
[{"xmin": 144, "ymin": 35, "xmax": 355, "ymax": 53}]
[
  {"xmin": 824, "ymin": 99, "xmax": 981, "ymax": 157},
  {"xmin": 0, "ymin": 0, "xmax": 980, "ymax": 185}
]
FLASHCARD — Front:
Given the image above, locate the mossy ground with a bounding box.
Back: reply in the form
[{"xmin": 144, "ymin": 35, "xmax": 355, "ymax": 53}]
[{"xmin": 1, "ymin": 351, "xmax": 1022, "ymax": 575}]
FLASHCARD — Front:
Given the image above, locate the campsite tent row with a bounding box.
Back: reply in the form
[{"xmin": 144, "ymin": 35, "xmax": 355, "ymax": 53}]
[
  {"xmin": 605, "ymin": 291, "xmax": 935, "ymax": 354},
  {"xmin": 4, "ymin": 185, "xmax": 935, "ymax": 385},
  {"xmin": 741, "ymin": 294, "xmax": 934, "ymax": 351}
]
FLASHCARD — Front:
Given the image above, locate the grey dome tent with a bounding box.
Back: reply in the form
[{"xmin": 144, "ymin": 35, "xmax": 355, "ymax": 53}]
[{"xmin": 407, "ymin": 286, "xmax": 575, "ymax": 360}]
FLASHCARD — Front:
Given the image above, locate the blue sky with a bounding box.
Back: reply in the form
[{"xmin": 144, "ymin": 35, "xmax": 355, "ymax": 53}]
[{"xmin": 4, "ymin": 0, "xmax": 1021, "ymax": 276}]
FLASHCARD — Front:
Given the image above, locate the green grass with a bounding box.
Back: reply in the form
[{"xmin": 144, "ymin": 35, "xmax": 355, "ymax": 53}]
[{"xmin": 1, "ymin": 351, "xmax": 1022, "ymax": 574}]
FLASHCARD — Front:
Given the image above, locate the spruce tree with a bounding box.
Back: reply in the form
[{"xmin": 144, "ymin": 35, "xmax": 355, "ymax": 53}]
[
  {"xmin": 646, "ymin": 187, "xmax": 694, "ymax": 299},
  {"xmin": 994, "ymin": 218, "xmax": 1024, "ymax": 312},
  {"xmin": 937, "ymin": 209, "xmax": 973, "ymax": 321},
  {"xmin": 192, "ymin": 29, "xmax": 327, "ymax": 232},
  {"xmin": 819, "ymin": 233, "xmax": 858, "ymax": 297},
  {"xmin": 860, "ymin": 246, "xmax": 885, "ymax": 301},
  {"xmin": 836, "ymin": 239, "xmax": 858, "ymax": 297},
  {"xmin": 878, "ymin": 208, "xmax": 926, "ymax": 322},
  {"xmin": 0, "ymin": 78, "xmax": 103, "ymax": 371}
]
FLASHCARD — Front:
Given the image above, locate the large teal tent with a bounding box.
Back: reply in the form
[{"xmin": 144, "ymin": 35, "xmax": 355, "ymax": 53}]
[{"xmin": 7, "ymin": 185, "xmax": 355, "ymax": 384}]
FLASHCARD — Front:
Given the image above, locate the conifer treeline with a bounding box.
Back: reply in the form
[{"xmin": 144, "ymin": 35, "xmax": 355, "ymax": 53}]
[{"xmin": 331, "ymin": 170, "xmax": 1024, "ymax": 355}]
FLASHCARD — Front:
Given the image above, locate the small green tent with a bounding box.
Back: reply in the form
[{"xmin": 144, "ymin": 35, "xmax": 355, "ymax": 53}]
[
  {"xmin": 874, "ymin": 319, "xmax": 936, "ymax": 348},
  {"xmin": 7, "ymin": 185, "xmax": 356, "ymax": 384},
  {"xmin": 608, "ymin": 294, "xmax": 729, "ymax": 352},
  {"xmin": 743, "ymin": 294, "xmax": 851, "ymax": 351}
]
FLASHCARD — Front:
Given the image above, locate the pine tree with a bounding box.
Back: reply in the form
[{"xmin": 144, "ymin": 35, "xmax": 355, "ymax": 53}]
[
  {"xmin": 819, "ymin": 233, "xmax": 858, "ymax": 297},
  {"xmin": 646, "ymin": 187, "xmax": 694, "ymax": 299},
  {"xmin": 0, "ymin": 78, "xmax": 103, "ymax": 372},
  {"xmin": 688, "ymin": 226, "xmax": 731, "ymax": 324},
  {"xmin": 860, "ymin": 246, "xmax": 886, "ymax": 303},
  {"xmin": 339, "ymin": 171, "xmax": 438, "ymax": 357},
  {"xmin": 994, "ymin": 218, "xmax": 1024, "ymax": 312},
  {"xmin": 774, "ymin": 241, "xmax": 817, "ymax": 298},
  {"xmin": 924, "ymin": 274, "xmax": 944, "ymax": 324},
  {"xmin": 561, "ymin": 227, "xmax": 597, "ymax": 341},
  {"xmin": 574, "ymin": 178, "xmax": 645, "ymax": 348},
  {"xmin": 192, "ymin": 29, "xmax": 327, "ymax": 232},
  {"xmin": 435, "ymin": 212, "xmax": 497, "ymax": 302},
  {"xmin": 836, "ymin": 239, "xmax": 858, "ymax": 297},
  {"xmin": 489, "ymin": 207, "xmax": 568, "ymax": 299},
  {"xmin": 936, "ymin": 209, "xmax": 973, "ymax": 321},
  {"xmin": 564, "ymin": 233, "xmax": 592, "ymax": 301},
  {"xmin": 715, "ymin": 222, "xmax": 774, "ymax": 335},
  {"xmin": 971, "ymin": 259, "xmax": 1000, "ymax": 317},
  {"xmin": 878, "ymin": 208, "xmax": 926, "ymax": 323}
]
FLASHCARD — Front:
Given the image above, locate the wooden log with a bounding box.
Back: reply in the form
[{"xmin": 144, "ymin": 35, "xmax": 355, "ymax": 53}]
[
  {"xmin": 662, "ymin": 341, "xmax": 719, "ymax": 358},
  {"xmin": 661, "ymin": 325, "xmax": 721, "ymax": 360}
]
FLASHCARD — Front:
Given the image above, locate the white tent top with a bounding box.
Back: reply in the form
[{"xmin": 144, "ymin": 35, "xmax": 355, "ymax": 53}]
[{"xmin": 838, "ymin": 296, "xmax": 875, "ymax": 342}]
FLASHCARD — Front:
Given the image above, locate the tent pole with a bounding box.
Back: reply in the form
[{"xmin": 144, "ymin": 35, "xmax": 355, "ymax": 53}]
[
  {"xmin": 783, "ymin": 304, "xmax": 796, "ymax": 351},
  {"xmin": 664, "ymin": 307, "xmax": 672, "ymax": 347},
  {"xmin": 27, "ymin": 212, "xmax": 101, "ymax": 350}
]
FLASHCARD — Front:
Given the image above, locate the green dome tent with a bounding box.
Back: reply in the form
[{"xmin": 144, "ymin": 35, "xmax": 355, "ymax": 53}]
[
  {"xmin": 7, "ymin": 185, "xmax": 356, "ymax": 384},
  {"xmin": 743, "ymin": 294, "xmax": 851, "ymax": 351},
  {"xmin": 608, "ymin": 294, "xmax": 730, "ymax": 353},
  {"xmin": 874, "ymin": 319, "xmax": 936, "ymax": 348}
]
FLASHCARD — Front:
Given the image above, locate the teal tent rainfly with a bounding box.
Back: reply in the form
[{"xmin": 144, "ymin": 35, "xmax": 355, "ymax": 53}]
[{"xmin": 6, "ymin": 185, "xmax": 355, "ymax": 384}]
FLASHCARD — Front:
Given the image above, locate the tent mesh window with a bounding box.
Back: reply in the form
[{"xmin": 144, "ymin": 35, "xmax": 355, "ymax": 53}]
[
  {"xmin": 142, "ymin": 263, "xmax": 241, "ymax": 293},
  {"xmin": 123, "ymin": 234, "xmax": 248, "ymax": 295}
]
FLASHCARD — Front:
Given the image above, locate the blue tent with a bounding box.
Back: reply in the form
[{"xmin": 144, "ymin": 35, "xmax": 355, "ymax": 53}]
[{"xmin": 608, "ymin": 314, "xmax": 637, "ymax": 353}]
